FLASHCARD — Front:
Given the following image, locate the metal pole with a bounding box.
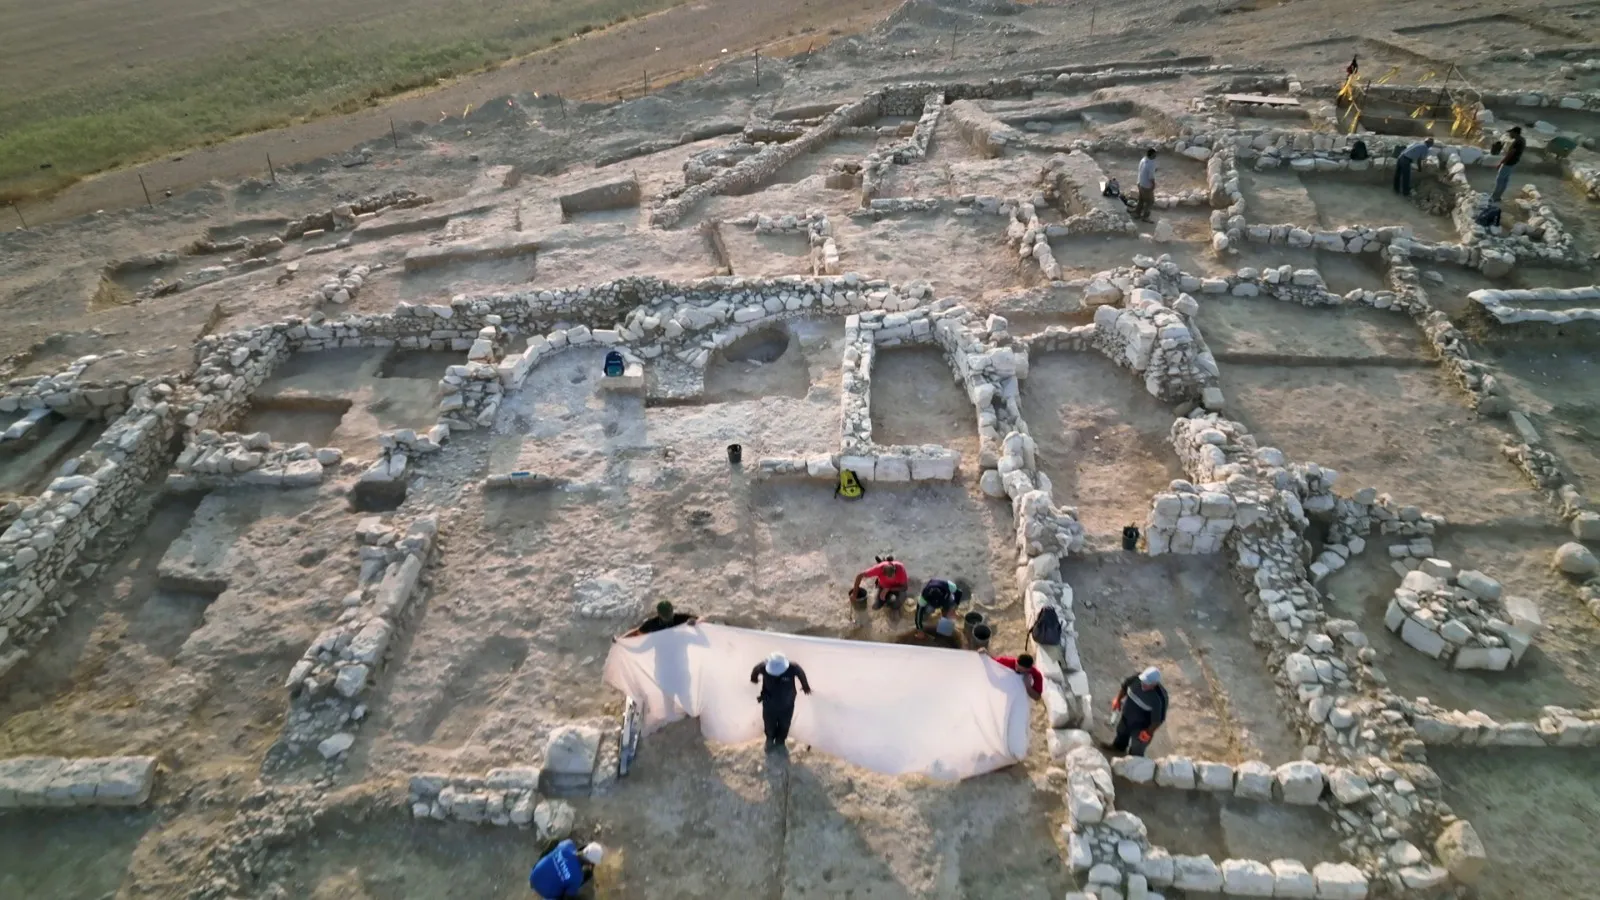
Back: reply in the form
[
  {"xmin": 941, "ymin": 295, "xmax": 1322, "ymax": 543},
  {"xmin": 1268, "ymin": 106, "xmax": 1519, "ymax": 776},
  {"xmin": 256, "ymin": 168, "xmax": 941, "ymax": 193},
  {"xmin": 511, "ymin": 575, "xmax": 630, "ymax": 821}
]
[
  {"xmin": 643, "ymin": 69, "xmax": 649, "ymax": 95},
  {"xmin": 755, "ymin": 50, "xmax": 760, "ymax": 88},
  {"xmin": 1090, "ymin": 6, "xmax": 1096, "ymax": 36},
  {"xmin": 138, "ymin": 174, "xmax": 153, "ymax": 207},
  {"xmin": 10, "ymin": 202, "xmax": 25, "ymax": 229},
  {"xmin": 391, "ymin": 118, "xmax": 399, "ymax": 149},
  {"xmin": 267, "ymin": 153, "xmax": 277, "ymax": 184},
  {"xmin": 952, "ymin": 26, "xmax": 957, "ymax": 60}
]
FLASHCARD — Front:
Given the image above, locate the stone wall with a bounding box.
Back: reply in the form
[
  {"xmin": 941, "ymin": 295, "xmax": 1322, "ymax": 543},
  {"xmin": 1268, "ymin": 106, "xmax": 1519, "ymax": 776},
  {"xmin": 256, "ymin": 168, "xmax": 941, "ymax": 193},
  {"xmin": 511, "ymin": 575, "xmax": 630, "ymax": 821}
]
[
  {"xmin": 169, "ymin": 429, "xmax": 340, "ymax": 490},
  {"xmin": 0, "ymin": 391, "xmax": 177, "ymax": 675},
  {"xmin": 0, "ymin": 353, "xmax": 149, "ymax": 429},
  {"xmin": 0, "ymin": 755, "xmax": 158, "ymax": 808},
  {"xmin": 1405, "ymin": 700, "xmax": 1600, "ymax": 748},
  {"xmin": 277, "ymin": 515, "xmax": 438, "ymax": 765},
  {"xmin": 1469, "ymin": 284, "xmax": 1600, "ymax": 325},
  {"xmin": 1059, "ymin": 745, "xmax": 1373, "ymax": 899}
]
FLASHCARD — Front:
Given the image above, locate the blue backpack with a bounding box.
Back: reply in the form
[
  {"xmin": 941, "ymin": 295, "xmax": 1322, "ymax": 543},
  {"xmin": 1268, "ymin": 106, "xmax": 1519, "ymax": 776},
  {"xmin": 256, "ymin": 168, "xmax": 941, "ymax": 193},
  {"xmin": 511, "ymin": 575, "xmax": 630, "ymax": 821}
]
[{"xmin": 603, "ymin": 350, "xmax": 625, "ymax": 377}]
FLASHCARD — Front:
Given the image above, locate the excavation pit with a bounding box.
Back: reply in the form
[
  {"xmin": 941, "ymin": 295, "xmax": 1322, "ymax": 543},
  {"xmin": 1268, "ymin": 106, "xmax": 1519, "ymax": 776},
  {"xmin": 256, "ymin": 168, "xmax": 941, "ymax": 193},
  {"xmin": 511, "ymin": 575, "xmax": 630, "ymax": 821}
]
[
  {"xmin": 1195, "ymin": 295, "xmax": 1425, "ymax": 363},
  {"xmin": 1020, "ymin": 352, "xmax": 1185, "ymax": 542},
  {"xmin": 1114, "ymin": 783, "xmax": 1343, "ymax": 866},
  {"xmin": 1063, "ymin": 553, "xmax": 1305, "ymax": 762},
  {"xmin": 1222, "ymin": 363, "xmax": 1546, "ymax": 524},
  {"xmin": 1238, "ymin": 167, "xmax": 1460, "ymax": 243},
  {"xmin": 238, "ymin": 398, "xmax": 352, "ymax": 448},
  {"xmin": 1321, "ymin": 524, "xmax": 1600, "ymax": 718},
  {"xmin": 869, "ymin": 345, "xmax": 974, "ymax": 454}
]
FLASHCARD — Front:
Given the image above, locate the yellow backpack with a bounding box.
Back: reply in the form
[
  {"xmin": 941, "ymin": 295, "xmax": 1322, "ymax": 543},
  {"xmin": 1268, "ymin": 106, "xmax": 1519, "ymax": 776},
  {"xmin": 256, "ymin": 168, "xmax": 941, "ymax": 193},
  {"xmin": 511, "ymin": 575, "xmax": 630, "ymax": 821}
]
[{"xmin": 836, "ymin": 469, "xmax": 864, "ymax": 500}]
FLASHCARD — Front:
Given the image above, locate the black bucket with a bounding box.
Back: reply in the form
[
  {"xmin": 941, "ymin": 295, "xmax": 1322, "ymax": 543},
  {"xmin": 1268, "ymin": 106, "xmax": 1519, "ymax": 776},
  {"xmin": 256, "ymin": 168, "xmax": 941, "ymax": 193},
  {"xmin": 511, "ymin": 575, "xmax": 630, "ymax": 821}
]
[
  {"xmin": 1122, "ymin": 525, "xmax": 1141, "ymax": 552},
  {"xmin": 727, "ymin": 443, "xmax": 742, "ymax": 465},
  {"xmin": 971, "ymin": 623, "xmax": 992, "ymax": 650},
  {"xmin": 850, "ymin": 587, "xmax": 869, "ymax": 608},
  {"xmin": 962, "ymin": 610, "xmax": 985, "ymax": 644}
]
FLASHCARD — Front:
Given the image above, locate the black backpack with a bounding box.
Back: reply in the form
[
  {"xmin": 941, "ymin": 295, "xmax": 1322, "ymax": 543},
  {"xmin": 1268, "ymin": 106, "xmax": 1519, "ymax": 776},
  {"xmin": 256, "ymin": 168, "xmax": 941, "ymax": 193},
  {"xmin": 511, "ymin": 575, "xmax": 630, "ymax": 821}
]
[
  {"xmin": 1475, "ymin": 204, "xmax": 1501, "ymax": 228},
  {"xmin": 1031, "ymin": 606, "xmax": 1063, "ymax": 647}
]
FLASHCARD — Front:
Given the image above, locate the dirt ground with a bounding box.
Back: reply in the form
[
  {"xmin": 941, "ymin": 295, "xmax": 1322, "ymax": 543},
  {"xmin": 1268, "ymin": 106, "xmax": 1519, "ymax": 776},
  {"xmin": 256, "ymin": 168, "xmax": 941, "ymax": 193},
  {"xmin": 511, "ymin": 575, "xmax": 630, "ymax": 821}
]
[
  {"xmin": 1237, "ymin": 168, "xmax": 1460, "ymax": 244},
  {"xmin": 1322, "ymin": 524, "xmax": 1600, "ymax": 720},
  {"xmin": 1475, "ymin": 340, "xmax": 1600, "ymax": 494},
  {"xmin": 1115, "ymin": 783, "xmax": 1342, "ymax": 868},
  {"xmin": 1195, "ymin": 295, "xmax": 1425, "ymax": 363},
  {"xmin": 1431, "ymin": 748, "xmax": 1600, "ymax": 900},
  {"xmin": 1062, "ymin": 553, "xmax": 1306, "ymax": 764},
  {"xmin": 1221, "ymin": 363, "xmax": 1549, "ymax": 524},
  {"xmin": 1020, "ymin": 352, "xmax": 1187, "ymax": 544}
]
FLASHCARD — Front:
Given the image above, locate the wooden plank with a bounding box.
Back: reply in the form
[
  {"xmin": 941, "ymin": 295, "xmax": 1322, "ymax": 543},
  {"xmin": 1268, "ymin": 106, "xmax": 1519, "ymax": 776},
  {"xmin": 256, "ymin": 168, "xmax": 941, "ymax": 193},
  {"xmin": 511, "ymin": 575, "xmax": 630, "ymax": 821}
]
[{"xmin": 1224, "ymin": 93, "xmax": 1300, "ymax": 107}]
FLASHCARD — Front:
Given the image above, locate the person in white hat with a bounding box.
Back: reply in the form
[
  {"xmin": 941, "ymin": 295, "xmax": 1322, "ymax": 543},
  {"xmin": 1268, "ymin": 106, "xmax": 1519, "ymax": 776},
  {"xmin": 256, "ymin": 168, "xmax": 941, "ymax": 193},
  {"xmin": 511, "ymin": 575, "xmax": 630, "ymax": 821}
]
[
  {"xmin": 529, "ymin": 838, "xmax": 604, "ymax": 897},
  {"xmin": 750, "ymin": 651, "xmax": 812, "ymax": 750},
  {"xmin": 1107, "ymin": 666, "xmax": 1168, "ymax": 757}
]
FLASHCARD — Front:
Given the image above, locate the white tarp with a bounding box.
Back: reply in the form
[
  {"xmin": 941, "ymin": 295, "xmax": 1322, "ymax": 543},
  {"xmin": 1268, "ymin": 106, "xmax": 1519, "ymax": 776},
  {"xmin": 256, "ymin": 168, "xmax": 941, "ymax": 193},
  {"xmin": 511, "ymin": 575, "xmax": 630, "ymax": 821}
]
[{"xmin": 602, "ymin": 623, "xmax": 1030, "ymax": 780}]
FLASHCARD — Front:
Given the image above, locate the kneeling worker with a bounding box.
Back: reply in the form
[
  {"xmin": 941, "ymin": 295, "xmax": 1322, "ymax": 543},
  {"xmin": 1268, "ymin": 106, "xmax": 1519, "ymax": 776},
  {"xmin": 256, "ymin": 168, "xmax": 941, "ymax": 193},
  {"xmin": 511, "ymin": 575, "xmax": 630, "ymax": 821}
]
[
  {"xmin": 751, "ymin": 652, "xmax": 812, "ymax": 750},
  {"xmin": 915, "ymin": 577, "xmax": 964, "ymax": 632},
  {"xmin": 851, "ymin": 556, "xmax": 909, "ymax": 610},
  {"xmin": 530, "ymin": 840, "xmax": 604, "ymax": 898},
  {"xmin": 1108, "ymin": 667, "xmax": 1168, "ymax": 757},
  {"xmin": 622, "ymin": 600, "xmax": 697, "ymax": 638}
]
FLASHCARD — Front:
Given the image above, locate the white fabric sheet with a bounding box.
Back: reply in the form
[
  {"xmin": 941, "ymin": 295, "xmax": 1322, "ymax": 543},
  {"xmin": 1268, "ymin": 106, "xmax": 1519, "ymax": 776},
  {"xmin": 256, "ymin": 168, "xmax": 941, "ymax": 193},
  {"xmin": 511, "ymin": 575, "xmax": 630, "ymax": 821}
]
[{"xmin": 602, "ymin": 623, "xmax": 1030, "ymax": 780}]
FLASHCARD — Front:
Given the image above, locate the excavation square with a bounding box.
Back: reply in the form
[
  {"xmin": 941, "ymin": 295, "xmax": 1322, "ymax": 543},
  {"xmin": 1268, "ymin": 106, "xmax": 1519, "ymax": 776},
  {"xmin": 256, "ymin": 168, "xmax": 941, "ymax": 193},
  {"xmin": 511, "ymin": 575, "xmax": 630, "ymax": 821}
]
[
  {"xmin": 702, "ymin": 320, "xmax": 835, "ymax": 405},
  {"xmin": 1322, "ymin": 524, "xmax": 1600, "ymax": 719},
  {"xmin": 1019, "ymin": 352, "xmax": 1185, "ymax": 543},
  {"xmin": 0, "ymin": 809, "xmax": 155, "ymax": 897},
  {"xmin": 832, "ymin": 215, "xmax": 1020, "ymax": 297},
  {"xmin": 1431, "ymin": 748, "xmax": 1600, "ymax": 900},
  {"xmin": 717, "ymin": 228, "xmax": 814, "ymax": 278},
  {"xmin": 1095, "ymin": 149, "xmax": 1209, "ymax": 194},
  {"xmin": 1222, "ymin": 364, "xmax": 1548, "ymax": 523},
  {"xmin": 1195, "ymin": 296, "xmax": 1426, "ymax": 363},
  {"xmin": 1048, "ymin": 237, "xmax": 1227, "ymax": 283},
  {"xmin": 251, "ymin": 348, "xmax": 439, "ymax": 451},
  {"xmin": 869, "ymin": 345, "xmax": 974, "ymax": 454},
  {"xmin": 0, "ymin": 416, "xmax": 105, "ymax": 497},
  {"xmin": 1237, "ymin": 168, "xmax": 1459, "ymax": 243},
  {"xmin": 1114, "ymin": 783, "xmax": 1343, "ymax": 867},
  {"xmin": 1475, "ymin": 342, "xmax": 1600, "ymax": 494},
  {"xmin": 1224, "ymin": 244, "xmax": 1387, "ymax": 297},
  {"xmin": 1062, "ymin": 553, "xmax": 1305, "ymax": 763}
]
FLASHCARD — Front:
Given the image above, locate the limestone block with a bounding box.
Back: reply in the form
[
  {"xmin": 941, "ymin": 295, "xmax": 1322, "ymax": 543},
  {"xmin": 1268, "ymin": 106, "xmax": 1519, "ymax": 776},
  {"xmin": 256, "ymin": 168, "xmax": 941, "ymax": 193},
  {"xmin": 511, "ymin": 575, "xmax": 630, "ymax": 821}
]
[
  {"xmin": 534, "ymin": 799, "xmax": 576, "ymax": 842},
  {"xmin": 1067, "ymin": 773, "xmax": 1106, "ymax": 825},
  {"xmin": 1453, "ymin": 646, "xmax": 1512, "ymax": 671},
  {"xmin": 543, "ymin": 726, "xmax": 601, "ymax": 776},
  {"xmin": 1401, "ymin": 618, "xmax": 1447, "ymax": 657},
  {"xmin": 1554, "ymin": 542, "xmax": 1597, "ymax": 575},
  {"xmin": 805, "ymin": 455, "xmax": 839, "ymax": 479},
  {"xmin": 1434, "ymin": 820, "xmax": 1487, "ymax": 884},
  {"xmin": 1233, "ymin": 761, "xmax": 1273, "ymax": 800},
  {"xmin": 1196, "ymin": 761, "xmax": 1233, "ymax": 791},
  {"xmin": 1141, "ymin": 846, "xmax": 1175, "ymax": 886},
  {"xmin": 1115, "ymin": 755, "xmax": 1157, "ymax": 784},
  {"xmin": 1272, "ymin": 859, "xmax": 1317, "ymax": 899},
  {"xmin": 1572, "ymin": 511, "xmax": 1600, "ymax": 540},
  {"xmin": 1455, "ymin": 570, "xmax": 1501, "ymax": 601},
  {"xmin": 1274, "ymin": 761, "xmax": 1324, "ymax": 805},
  {"xmin": 1173, "ymin": 855, "xmax": 1224, "ymax": 892},
  {"xmin": 1155, "ymin": 757, "xmax": 1196, "ymax": 789},
  {"xmin": 1326, "ymin": 768, "xmax": 1370, "ymax": 804},
  {"xmin": 318, "ymin": 733, "xmax": 356, "ymax": 759},
  {"xmin": 1221, "ymin": 859, "xmax": 1275, "ymax": 896},
  {"xmin": 875, "ymin": 456, "xmax": 912, "ymax": 483},
  {"xmin": 1312, "ymin": 862, "xmax": 1368, "ymax": 899},
  {"xmin": 1398, "ymin": 865, "xmax": 1450, "ymax": 890},
  {"xmin": 909, "ymin": 452, "xmax": 958, "ymax": 481},
  {"xmin": 333, "ymin": 663, "xmax": 369, "ymax": 698}
]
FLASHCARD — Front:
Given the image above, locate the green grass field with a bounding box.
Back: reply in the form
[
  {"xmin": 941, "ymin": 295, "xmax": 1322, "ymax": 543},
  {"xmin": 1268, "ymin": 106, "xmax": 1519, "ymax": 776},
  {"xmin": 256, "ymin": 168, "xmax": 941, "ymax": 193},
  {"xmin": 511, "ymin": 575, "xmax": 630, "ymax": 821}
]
[{"xmin": 0, "ymin": 0, "xmax": 682, "ymax": 201}]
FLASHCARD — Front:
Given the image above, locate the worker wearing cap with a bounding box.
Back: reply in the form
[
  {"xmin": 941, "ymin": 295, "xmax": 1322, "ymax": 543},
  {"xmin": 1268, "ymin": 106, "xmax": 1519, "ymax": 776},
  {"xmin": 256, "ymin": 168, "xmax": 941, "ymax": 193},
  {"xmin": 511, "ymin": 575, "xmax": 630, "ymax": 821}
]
[
  {"xmin": 1109, "ymin": 667, "xmax": 1168, "ymax": 757},
  {"xmin": 915, "ymin": 577, "xmax": 964, "ymax": 632},
  {"xmin": 530, "ymin": 839, "xmax": 603, "ymax": 898},
  {"xmin": 751, "ymin": 652, "xmax": 812, "ymax": 750}
]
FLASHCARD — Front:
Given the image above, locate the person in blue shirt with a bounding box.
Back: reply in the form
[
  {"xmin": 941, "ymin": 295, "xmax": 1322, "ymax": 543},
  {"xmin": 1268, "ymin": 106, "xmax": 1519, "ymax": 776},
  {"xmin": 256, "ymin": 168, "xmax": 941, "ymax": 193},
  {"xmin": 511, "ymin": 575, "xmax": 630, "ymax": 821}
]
[
  {"xmin": 1393, "ymin": 138, "xmax": 1434, "ymax": 197},
  {"xmin": 530, "ymin": 840, "xmax": 603, "ymax": 898}
]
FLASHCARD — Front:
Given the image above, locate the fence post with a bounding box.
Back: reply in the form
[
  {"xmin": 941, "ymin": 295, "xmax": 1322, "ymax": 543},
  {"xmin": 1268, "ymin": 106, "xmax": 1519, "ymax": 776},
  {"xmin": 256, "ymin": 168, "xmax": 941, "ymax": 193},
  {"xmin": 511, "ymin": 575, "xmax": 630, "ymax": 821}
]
[
  {"xmin": 755, "ymin": 49, "xmax": 761, "ymax": 88},
  {"xmin": 266, "ymin": 153, "xmax": 277, "ymax": 184},
  {"xmin": 391, "ymin": 118, "xmax": 399, "ymax": 149},
  {"xmin": 138, "ymin": 174, "xmax": 153, "ymax": 207},
  {"xmin": 10, "ymin": 202, "xmax": 25, "ymax": 229}
]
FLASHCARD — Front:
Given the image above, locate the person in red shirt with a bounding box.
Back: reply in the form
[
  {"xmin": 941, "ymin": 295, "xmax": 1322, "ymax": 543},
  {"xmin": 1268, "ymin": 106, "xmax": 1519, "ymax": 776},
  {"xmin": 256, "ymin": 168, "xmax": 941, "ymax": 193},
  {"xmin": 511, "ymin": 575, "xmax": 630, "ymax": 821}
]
[
  {"xmin": 850, "ymin": 556, "xmax": 909, "ymax": 610},
  {"xmin": 993, "ymin": 654, "xmax": 1043, "ymax": 701}
]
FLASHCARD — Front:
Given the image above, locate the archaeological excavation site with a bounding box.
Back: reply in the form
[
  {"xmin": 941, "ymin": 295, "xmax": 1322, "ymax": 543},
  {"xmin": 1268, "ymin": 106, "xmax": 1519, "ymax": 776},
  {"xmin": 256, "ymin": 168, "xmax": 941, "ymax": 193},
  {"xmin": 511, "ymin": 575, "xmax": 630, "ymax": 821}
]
[{"xmin": 3, "ymin": 0, "xmax": 1600, "ymax": 897}]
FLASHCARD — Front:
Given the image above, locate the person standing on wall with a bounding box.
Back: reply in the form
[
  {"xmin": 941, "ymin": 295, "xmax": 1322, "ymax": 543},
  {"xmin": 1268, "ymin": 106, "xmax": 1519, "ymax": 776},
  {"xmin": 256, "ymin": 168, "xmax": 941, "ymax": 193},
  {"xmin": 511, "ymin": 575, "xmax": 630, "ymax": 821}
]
[
  {"xmin": 1490, "ymin": 126, "xmax": 1525, "ymax": 203},
  {"xmin": 1105, "ymin": 667, "xmax": 1168, "ymax": 757},
  {"xmin": 1393, "ymin": 138, "xmax": 1433, "ymax": 197},
  {"xmin": 1134, "ymin": 148, "xmax": 1158, "ymax": 222},
  {"xmin": 751, "ymin": 652, "xmax": 811, "ymax": 751}
]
